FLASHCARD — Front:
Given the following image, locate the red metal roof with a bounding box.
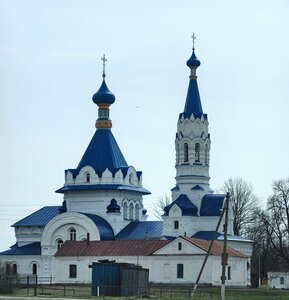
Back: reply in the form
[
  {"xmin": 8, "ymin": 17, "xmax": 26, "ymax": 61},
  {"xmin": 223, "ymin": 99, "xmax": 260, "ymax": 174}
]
[
  {"xmin": 183, "ymin": 237, "xmax": 247, "ymax": 258},
  {"xmin": 55, "ymin": 240, "xmax": 171, "ymax": 257},
  {"xmin": 55, "ymin": 238, "xmax": 246, "ymax": 258}
]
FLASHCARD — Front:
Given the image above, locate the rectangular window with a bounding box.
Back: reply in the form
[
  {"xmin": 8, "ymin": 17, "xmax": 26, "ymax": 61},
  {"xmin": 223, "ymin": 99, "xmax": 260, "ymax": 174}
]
[
  {"xmin": 178, "ymin": 242, "xmax": 182, "ymax": 251},
  {"xmin": 174, "ymin": 221, "xmax": 179, "ymax": 229},
  {"xmin": 69, "ymin": 264, "xmax": 77, "ymax": 278},
  {"xmin": 177, "ymin": 264, "xmax": 184, "ymax": 278},
  {"xmin": 280, "ymin": 277, "xmax": 285, "ymax": 284},
  {"xmin": 227, "ymin": 266, "xmax": 231, "ymax": 280}
]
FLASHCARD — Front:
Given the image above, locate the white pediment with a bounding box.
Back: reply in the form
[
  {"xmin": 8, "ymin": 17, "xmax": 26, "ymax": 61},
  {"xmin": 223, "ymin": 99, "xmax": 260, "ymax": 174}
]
[{"xmin": 153, "ymin": 237, "xmax": 207, "ymax": 255}]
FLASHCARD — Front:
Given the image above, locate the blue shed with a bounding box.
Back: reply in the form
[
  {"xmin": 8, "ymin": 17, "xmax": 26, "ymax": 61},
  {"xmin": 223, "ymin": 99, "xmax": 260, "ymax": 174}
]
[{"xmin": 90, "ymin": 261, "xmax": 149, "ymax": 297}]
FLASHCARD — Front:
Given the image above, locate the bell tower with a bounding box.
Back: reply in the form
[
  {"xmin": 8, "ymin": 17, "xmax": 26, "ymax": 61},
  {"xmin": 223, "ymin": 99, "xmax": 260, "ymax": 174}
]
[{"xmin": 173, "ymin": 39, "xmax": 212, "ymax": 209}]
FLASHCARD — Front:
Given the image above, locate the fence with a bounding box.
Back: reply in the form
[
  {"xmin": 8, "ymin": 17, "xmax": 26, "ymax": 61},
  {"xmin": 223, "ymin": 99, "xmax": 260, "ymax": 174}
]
[{"xmin": 3, "ymin": 279, "xmax": 222, "ymax": 299}]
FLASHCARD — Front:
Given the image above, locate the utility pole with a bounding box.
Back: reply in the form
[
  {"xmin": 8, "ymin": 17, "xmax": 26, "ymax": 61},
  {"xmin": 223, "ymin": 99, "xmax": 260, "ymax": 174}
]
[
  {"xmin": 220, "ymin": 192, "xmax": 230, "ymax": 300},
  {"xmin": 191, "ymin": 194, "xmax": 227, "ymax": 298}
]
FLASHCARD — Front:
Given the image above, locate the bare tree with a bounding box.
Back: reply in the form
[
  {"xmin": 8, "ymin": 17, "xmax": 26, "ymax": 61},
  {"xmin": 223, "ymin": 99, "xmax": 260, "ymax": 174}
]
[
  {"xmin": 264, "ymin": 178, "xmax": 289, "ymax": 267},
  {"xmin": 222, "ymin": 177, "xmax": 259, "ymax": 235},
  {"xmin": 152, "ymin": 195, "xmax": 171, "ymax": 220}
]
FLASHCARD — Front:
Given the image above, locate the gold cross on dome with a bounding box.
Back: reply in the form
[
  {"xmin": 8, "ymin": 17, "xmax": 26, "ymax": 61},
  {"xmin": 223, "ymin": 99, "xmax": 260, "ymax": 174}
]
[
  {"xmin": 101, "ymin": 54, "xmax": 107, "ymax": 78},
  {"xmin": 191, "ymin": 33, "xmax": 196, "ymax": 49}
]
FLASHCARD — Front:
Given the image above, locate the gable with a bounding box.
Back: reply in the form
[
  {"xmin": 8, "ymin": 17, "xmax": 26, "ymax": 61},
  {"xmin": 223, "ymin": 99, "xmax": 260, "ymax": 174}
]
[{"xmin": 153, "ymin": 237, "xmax": 207, "ymax": 255}]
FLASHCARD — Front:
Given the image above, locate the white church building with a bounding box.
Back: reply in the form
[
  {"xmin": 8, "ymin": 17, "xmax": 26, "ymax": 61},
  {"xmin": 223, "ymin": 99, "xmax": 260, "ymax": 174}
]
[{"xmin": 0, "ymin": 46, "xmax": 252, "ymax": 286}]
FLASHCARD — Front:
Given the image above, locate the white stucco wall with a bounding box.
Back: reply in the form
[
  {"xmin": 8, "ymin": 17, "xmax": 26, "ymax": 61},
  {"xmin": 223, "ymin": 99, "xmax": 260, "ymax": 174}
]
[
  {"xmin": 268, "ymin": 272, "xmax": 289, "ymax": 289},
  {"xmin": 54, "ymin": 254, "xmax": 249, "ymax": 286}
]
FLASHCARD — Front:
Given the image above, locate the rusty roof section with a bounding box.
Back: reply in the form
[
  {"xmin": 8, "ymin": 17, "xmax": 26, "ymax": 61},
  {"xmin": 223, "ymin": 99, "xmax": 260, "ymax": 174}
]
[
  {"xmin": 55, "ymin": 239, "xmax": 171, "ymax": 257},
  {"xmin": 55, "ymin": 238, "xmax": 247, "ymax": 258},
  {"xmin": 183, "ymin": 237, "xmax": 248, "ymax": 258}
]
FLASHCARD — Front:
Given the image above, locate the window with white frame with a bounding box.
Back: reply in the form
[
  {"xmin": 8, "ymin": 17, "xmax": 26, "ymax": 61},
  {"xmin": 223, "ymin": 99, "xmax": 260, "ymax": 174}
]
[
  {"xmin": 123, "ymin": 202, "xmax": 128, "ymax": 219},
  {"xmin": 70, "ymin": 228, "xmax": 76, "ymax": 241},
  {"xmin": 129, "ymin": 203, "xmax": 134, "ymax": 220},
  {"xmin": 32, "ymin": 263, "xmax": 37, "ymax": 275},
  {"xmin": 57, "ymin": 239, "xmax": 63, "ymax": 250}
]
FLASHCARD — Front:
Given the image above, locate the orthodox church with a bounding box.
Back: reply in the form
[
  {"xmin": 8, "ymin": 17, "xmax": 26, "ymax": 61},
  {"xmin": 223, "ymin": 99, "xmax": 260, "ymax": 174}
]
[{"xmin": 0, "ymin": 46, "xmax": 252, "ymax": 285}]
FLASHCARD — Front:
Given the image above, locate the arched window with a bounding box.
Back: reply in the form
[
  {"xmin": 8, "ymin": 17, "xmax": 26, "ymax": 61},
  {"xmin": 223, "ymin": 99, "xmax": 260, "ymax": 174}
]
[
  {"xmin": 123, "ymin": 202, "xmax": 128, "ymax": 219},
  {"xmin": 184, "ymin": 143, "xmax": 189, "ymax": 163},
  {"xmin": 280, "ymin": 277, "xmax": 285, "ymax": 284},
  {"xmin": 70, "ymin": 228, "xmax": 76, "ymax": 241},
  {"xmin": 12, "ymin": 264, "xmax": 17, "ymax": 275},
  {"xmin": 195, "ymin": 143, "xmax": 200, "ymax": 162},
  {"xmin": 129, "ymin": 203, "xmax": 134, "ymax": 220},
  {"xmin": 205, "ymin": 144, "xmax": 208, "ymax": 164},
  {"xmin": 135, "ymin": 204, "xmax": 140, "ymax": 221},
  {"xmin": 85, "ymin": 173, "xmax": 90, "ymax": 183},
  {"xmin": 57, "ymin": 239, "xmax": 64, "ymax": 250},
  {"xmin": 32, "ymin": 263, "xmax": 37, "ymax": 275}
]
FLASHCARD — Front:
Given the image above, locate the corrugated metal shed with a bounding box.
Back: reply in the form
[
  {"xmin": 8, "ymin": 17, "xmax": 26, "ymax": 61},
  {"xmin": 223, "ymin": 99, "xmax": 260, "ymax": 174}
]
[{"xmin": 90, "ymin": 262, "xmax": 149, "ymax": 297}]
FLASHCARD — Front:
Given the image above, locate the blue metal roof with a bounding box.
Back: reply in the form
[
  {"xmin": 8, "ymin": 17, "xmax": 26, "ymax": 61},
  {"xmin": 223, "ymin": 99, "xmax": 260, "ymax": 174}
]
[
  {"xmin": 191, "ymin": 185, "xmax": 204, "ymax": 191},
  {"xmin": 183, "ymin": 79, "xmax": 203, "ymax": 119},
  {"xmin": 181, "ymin": 49, "xmax": 204, "ymax": 119},
  {"xmin": 81, "ymin": 213, "xmax": 115, "ymax": 240},
  {"xmin": 12, "ymin": 206, "xmax": 61, "ymax": 227},
  {"xmin": 92, "ymin": 79, "xmax": 115, "ymax": 105},
  {"xmin": 115, "ymin": 221, "xmax": 163, "ymax": 240},
  {"xmin": 163, "ymin": 194, "xmax": 198, "ymax": 216},
  {"xmin": 56, "ymin": 184, "xmax": 150, "ymax": 195},
  {"xmin": 192, "ymin": 231, "xmax": 222, "ymax": 240},
  {"xmin": 200, "ymin": 194, "xmax": 225, "ymax": 216},
  {"xmin": 0, "ymin": 242, "xmax": 41, "ymax": 256},
  {"xmin": 171, "ymin": 185, "xmax": 180, "ymax": 191},
  {"xmin": 68, "ymin": 129, "xmax": 128, "ymax": 179}
]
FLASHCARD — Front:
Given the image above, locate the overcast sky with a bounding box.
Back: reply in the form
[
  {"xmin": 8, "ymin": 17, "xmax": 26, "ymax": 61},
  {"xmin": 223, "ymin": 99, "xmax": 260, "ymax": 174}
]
[{"xmin": 1, "ymin": 0, "xmax": 289, "ymax": 251}]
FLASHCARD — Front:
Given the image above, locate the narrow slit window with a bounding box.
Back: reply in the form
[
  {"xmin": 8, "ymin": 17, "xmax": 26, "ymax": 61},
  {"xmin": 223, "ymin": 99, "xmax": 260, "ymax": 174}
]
[
  {"xmin": 32, "ymin": 263, "xmax": 37, "ymax": 275},
  {"xmin": 184, "ymin": 143, "xmax": 189, "ymax": 162},
  {"xmin": 195, "ymin": 143, "xmax": 200, "ymax": 162},
  {"xmin": 174, "ymin": 221, "xmax": 179, "ymax": 230},
  {"xmin": 85, "ymin": 173, "xmax": 90, "ymax": 183}
]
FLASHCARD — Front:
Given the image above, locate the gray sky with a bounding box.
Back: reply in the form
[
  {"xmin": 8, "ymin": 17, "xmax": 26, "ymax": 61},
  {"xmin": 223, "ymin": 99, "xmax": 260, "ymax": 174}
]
[{"xmin": 1, "ymin": 0, "xmax": 289, "ymax": 251}]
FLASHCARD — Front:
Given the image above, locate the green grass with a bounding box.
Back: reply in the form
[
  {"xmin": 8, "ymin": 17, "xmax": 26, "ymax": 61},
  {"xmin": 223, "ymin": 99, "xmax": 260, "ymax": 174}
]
[{"xmin": 3, "ymin": 285, "xmax": 289, "ymax": 299}]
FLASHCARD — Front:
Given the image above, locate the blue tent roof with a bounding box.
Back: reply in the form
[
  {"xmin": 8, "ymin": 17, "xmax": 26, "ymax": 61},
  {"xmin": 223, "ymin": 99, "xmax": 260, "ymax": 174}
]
[
  {"xmin": 163, "ymin": 194, "xmax": 198, "ymax": 216},
  {"xmin": 115, "ymin": 221, "xmax": 163, "ymax": 240},
  {"xmin": 82, "ymin": 213, "xmax": 115, "ymax": 240},
  {"xmin": 56, "ymin": 184, "xmax": 150, "ymax": 194},
  {"xmin": 13, "ymin": 206, "xmax": 61, "ymax": 227},
  {"xmin": 183, "ymin": 79, "xmax": 203, "ymax": 119},
  {"xmin": 181, "ymin": 49, "xmax": 204, "ymax": 119},
  {"xmin": 200, "ymin": 194, "xmax": 225, "ymax": 216},
  {"xmin": 68, "ymin": 129, "xmax": 128, "ymax": 178},
  {"xmin": 0, "ymin": 242, "xmax": 41, "ymax": 256}
]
